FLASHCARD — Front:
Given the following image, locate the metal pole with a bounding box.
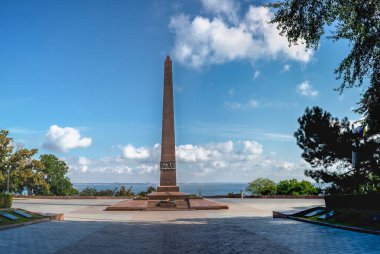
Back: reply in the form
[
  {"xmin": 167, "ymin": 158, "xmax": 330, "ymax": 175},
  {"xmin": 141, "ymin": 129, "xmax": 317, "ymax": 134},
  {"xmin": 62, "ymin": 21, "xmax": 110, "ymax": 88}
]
[{"xmin": 6, "ymin": 168, "xmax": 10, "ymax": 194}]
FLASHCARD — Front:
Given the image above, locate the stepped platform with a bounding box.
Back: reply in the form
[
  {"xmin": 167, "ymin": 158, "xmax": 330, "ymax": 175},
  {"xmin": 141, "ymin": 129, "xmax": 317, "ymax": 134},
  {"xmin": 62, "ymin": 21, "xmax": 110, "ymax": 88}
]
[
  {"xmin": 146, "ymin": 191, "xmax": 189, "ymax": 200},
  {"xmin": 105, "ymin": 191, "xmax": 228, "ymax": 211}
]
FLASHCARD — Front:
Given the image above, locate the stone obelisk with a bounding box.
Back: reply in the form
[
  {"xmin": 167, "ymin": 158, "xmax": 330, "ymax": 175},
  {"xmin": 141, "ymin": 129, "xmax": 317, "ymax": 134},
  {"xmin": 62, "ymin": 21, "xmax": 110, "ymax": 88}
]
[{"xmin": 157, "ymin": 55, "xmax": 180, "ymax": 192}]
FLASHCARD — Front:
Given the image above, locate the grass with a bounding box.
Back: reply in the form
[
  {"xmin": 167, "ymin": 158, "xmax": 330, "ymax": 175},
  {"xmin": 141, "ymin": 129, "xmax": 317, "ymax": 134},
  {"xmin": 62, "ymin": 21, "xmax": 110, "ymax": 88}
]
[
  {"xmin": 298, "ymin": 208, "xmax": 380, "ymax": 231},
  {"xmin": 0, "ymin": 208, "xmax": 45, "ymax": 227}
]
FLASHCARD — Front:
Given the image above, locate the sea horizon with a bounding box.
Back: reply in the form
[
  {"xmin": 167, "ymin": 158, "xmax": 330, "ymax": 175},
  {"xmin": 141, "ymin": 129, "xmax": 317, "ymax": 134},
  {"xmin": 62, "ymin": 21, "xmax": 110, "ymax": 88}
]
[{"xmin": 73, "ymin": 182, "xmax": 249, "ymax": 196}]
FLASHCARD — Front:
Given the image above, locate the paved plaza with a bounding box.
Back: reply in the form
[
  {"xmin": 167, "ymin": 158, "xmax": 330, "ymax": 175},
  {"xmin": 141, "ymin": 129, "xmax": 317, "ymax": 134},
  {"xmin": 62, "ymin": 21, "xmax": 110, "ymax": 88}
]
[{"xmin": 0, "ymin": 198, "xmax": 378, "ymax": 253}]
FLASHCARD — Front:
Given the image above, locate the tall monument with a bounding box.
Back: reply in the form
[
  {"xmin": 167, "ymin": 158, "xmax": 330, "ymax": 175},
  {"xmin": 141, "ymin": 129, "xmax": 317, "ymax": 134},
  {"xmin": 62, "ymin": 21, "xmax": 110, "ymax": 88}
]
[
  {"xmin": 106, "ymin": 56, "xmax": 228, "ymax": 210},
  {"xmin": 157, "ymin": 55, "xmax": 180, "ymax": 192}
]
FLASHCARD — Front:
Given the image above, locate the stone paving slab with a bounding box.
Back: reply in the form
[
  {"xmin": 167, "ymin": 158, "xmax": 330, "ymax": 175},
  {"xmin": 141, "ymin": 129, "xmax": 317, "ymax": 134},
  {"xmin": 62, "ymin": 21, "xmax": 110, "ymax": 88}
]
[
  {"xmin": 5, "ymin": 198, "xmax": 379, "ymax": 254},
  {"xmin": 0, "ymin": 221, "xmax": 106, "ymax": 254},
  {"xmin": 189, "ymin": 198, "xmax": 228, "ymax": 210},
  {"xmin": 106, "ymin": 200, "xmax": 148, "ymax": 211}
]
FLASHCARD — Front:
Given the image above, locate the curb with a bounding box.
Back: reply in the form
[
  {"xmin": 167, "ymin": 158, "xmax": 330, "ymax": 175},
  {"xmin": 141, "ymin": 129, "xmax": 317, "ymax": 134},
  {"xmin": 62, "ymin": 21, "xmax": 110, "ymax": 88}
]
[
  {"xmin": 287, "ymin": 216, "xmax": 380, "ymax": 236},
  {"xmin": 0, "ymin": 218, "xmax": 49, "ymax": 231},
  {"xmin": 15, "ymin": 196, "xmax": 131, "ymax": 200},
  {"xmin": 14, "ymin": 195, "xmax": 324, "ymax": 200}
]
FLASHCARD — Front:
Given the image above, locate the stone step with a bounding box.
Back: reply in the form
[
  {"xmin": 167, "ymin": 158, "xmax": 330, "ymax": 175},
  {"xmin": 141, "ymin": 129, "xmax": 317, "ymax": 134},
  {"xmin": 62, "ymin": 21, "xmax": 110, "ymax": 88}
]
[
  {"xmin": 147, "ymin": 201, "xmax": 160, "ymax": 208},
  {"xmin": 147, "ymin": 192, "xmax": 190, "ymax": 200},
  {"xmin": 175, "ymin": 200, "xmax": 190, "ymax": 209},
  {"xmin": 146, "ymin": 200, "xmax": 190, "ymax": 209}
]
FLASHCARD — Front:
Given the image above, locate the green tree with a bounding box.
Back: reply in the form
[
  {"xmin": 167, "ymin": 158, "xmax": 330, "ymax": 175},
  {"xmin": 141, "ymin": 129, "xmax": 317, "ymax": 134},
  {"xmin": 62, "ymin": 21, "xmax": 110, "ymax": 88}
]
[
  {"xmin": 295, "ymin": 107, "xmax": 380, "ymax": 194},
  {"xmin": 268, "ymin": 0, "xmax": 380, "ymax": 135},
  {"xmin": 0, "ymin": 130, "xmax": 48, "ymax": 194},
  {"xmin": 246, "ymin": 178, "xmax": 277, "ymax": 195},
  {"xmin": 277, "ymin": 179, "xmax": 319, "ymax": 195},
  {"xmin": 40, "ymin": 154, "xmax": 77, "ymax": 195}
]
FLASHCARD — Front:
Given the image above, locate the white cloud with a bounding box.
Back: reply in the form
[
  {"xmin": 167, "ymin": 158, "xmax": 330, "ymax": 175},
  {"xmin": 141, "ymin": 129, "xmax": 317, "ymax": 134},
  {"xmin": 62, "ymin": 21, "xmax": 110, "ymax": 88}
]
[
  {"xmin": 253, "ymin": 70, "xmax": 260, "ymax": 79},
  {"xmin": 242, "ymin": 140, "xmax": 263, "ymax": 156},
  {"xmin": 122, "ymin": 144, "xmax": 150, "ymax": 160},
  {"xmin": 225, "ymin": 99, "xmax": 259, "ymax": 110},
  {"xmin": 224, "ymin": 101, "xmax": 242, "ymax": 109},
  {"xmin": 170, "ymin": 6, "xmax": 313, "ymax": 68},
  {"xmin": 247, "ymin": 99, "xmax": 259, "ymax": 108},
  {"xmin": 297, "ymin": 81, "xmax": 319, "ymax": 97},
  {"xmin": 200, "ymin": 0, "xmax": 240, "ymax": 23},
  {"xmin": 264, "ymin": 133, "xmax": 294, "ymax": 141},
  {"xmin": 78, "ymin": 156, "xmax": 90, "ymax": 173},
  {"xmin": 177, "ymin": 144, "xmax": 220, "ymax": 162},
  {"xmin": 43, "ymin": 125, "xmax": 92, "ymax": 152},
  {"xmin": 282, "ymin": 64, "xmax": 291, "ymax": 72},
  {"xmin": 209, "ymin": 140, "xmax": 234, "ymax": 153},
  {"xmin": 228, "ymin": 88, "xmax": 235, "ymax": 96},
  {"xmin": 66, "ymin": 140, "xmax": 307, "ymax": 183}
]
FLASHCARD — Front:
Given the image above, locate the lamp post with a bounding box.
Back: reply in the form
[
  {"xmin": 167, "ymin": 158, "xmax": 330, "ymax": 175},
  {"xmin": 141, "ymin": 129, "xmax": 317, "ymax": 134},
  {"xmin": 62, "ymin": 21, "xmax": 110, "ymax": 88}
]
[
  {"xmin": 351, "ymin": 124, "xmax": 367, "ymax": 193},
  {"xmin": 6, "ymin": 166, "xmax": 10, "ymax": 194}
]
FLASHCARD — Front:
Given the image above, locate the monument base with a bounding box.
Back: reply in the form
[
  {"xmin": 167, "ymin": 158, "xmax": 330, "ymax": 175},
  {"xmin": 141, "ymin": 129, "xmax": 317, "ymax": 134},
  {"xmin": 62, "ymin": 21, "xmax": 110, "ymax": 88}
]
[
  {"xmin": 147, "ymin": 191, "xmax": 189, "ymax": 200},
  {"xmin": 157, "ymin": 186, "xmax": 180, "ymax": 192},
  {"xmin": 106, "ymin": 191, "xmax": 229, "ymax": 211},
  {"xmin": 106, "ymin": 198, "xmax": 228, "ymax": 211}
]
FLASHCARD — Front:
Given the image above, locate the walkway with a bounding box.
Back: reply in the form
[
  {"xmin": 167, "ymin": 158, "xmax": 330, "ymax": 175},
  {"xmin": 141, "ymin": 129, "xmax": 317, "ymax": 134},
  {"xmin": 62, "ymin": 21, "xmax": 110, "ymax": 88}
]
[{"xmin": 0, "ymin": 198, "xmax": 377, "ymax": 253}]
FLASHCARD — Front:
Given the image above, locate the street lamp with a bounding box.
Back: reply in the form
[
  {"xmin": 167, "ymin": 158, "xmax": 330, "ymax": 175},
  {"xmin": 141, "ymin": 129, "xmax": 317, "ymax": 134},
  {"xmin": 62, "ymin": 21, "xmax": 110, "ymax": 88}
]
[{"xmin": 6, "ymin": 166, "xmax": 10, "ymax": 194}]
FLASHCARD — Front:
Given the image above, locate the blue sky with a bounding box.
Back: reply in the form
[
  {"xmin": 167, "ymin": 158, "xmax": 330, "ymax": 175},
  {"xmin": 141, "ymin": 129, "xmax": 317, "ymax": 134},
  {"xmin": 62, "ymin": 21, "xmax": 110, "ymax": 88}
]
[{"xmin": 1, "ymin": 0, "xmax": 363, "ymax": 183}]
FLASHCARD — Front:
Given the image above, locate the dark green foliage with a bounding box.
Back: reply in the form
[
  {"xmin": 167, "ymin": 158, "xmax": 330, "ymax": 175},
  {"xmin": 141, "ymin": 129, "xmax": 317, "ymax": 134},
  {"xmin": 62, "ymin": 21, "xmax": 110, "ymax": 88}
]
[
  {"xmin": 80, "ymin": 187, "xmax": 98, "ymax": 196},
  {"xmin": 227, "ymin": 192, "xmax": 240, "ymax": 198},
  {"xmin": 246, "ymin": 178, "xmax": 277, "ymax": 195},
  {"xmin": 79, "ymin": 186, "xmax": 135, "ymax": 196},
  {"xmin": 295, "ymin": 107, "xmax": 380, "ymax": 194},
  {"xmin": 276, "ymin": 179, "xmax": 319, "ymax": 195},
  {"xmin": 0, "ymin": 130, "xmax": 48, "ymax": 194},
  {"xmin": 246, "ymin": 177, "xmax": 319, "ymax": 196},
  {"xmin": 325, "ymin": 194, "xmax": 380, "ymax": 211},
  {"xmin": 294, "ymin": 107, "xmax": 352, "ymax": 168},
  {"xmin": 268, "ymin": 0, "xmax": 380, "ymax": 134},
  {"xmin": 96, "ymin": 189, "xmax": 115, "ymax": 196},
  {"xmin": 0, "ymin": 193, "xmax": 13, "ymax": 208},
  {"xmin": 115, "ymin": 185, "xmax": 134, "ymax": 196},
  {"xmin": 357, "ymin": 84, "xmax": 380, "ymax": 136},
  {"xmin": 39, "ymin": 154, "xmax": 77, "ymax": 196},
  {"xmin": 137, "ymin": 186, "xmax": 156, "ymax": 197}
]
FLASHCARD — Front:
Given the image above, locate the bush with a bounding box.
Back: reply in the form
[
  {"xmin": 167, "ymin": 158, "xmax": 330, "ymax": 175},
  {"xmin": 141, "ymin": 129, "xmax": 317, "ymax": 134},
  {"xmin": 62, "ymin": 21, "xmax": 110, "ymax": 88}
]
[
  {"xmin": 277, "ymin": 179, "xmax": 319, "ymax": 195},
  {"xmin": 137, "ymin": 186, "xmax": 156, "ymax": 197},
  {"xmin": 79, "ymin": 187, "xmax": 98, "ymax": 196},
  {"xmin": 246, "ymin": 178, "xmax": 277, "ymax": 195},
  {"xmin": 116, "ymin": 186, "xmax": 134, "ymax": 196},
  {"xmin": 0, "ymin": 193, "xmax": 13, "ymax": 208},
  {"xmin": 325, "ymin": 194, "xmax": 380, "ymax": 210},
  {"xmin": 96, "ymin": 189, "xmax": 115, "ymax": 196},
  {"xmin": 79, "ymin": 186, "xmax": 136, "ymax": 196}
]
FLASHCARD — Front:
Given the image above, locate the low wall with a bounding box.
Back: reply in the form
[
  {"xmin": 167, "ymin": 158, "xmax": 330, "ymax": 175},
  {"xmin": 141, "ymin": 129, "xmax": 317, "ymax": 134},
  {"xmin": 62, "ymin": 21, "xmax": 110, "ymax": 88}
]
[
  {"xmin": 324, "ymin": 194, "xmax": 380, "ymax": 210},
  {"xmin": 204, "ymin": 195, "xmax": 324, "ymax": 199},
  {"xmin": 15, "ymin": 195, "xmax": 131, "ymax": 199},
  {"xmin": 15, "ymin": 194, "xmax": 324, "ymax": 200}
]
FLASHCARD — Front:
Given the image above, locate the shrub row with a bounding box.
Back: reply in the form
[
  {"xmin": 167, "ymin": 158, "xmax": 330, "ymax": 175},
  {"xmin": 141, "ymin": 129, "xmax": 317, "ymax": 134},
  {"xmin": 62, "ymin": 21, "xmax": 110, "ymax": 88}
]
[
  {"xmin": 0, "ymin": 193, "xmax": 13, "ymax": 208},
  {"xmin": 325, "ymin": 194, "xmax": 380, "ymax": 211}
]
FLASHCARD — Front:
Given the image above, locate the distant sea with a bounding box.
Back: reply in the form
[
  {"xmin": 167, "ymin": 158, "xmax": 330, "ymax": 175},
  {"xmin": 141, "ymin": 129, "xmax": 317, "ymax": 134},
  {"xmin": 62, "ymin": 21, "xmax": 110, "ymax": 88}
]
[{"xmin": 73, "ymin": 183, "xmax": 248, "ymax": 196}]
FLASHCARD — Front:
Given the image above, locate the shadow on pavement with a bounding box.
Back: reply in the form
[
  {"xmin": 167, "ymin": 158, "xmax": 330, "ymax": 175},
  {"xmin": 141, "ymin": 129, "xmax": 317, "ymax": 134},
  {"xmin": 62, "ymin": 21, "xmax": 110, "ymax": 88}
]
[{"xmin": 52, "ymin": 215, "xmax": 379, "ymax": 254}]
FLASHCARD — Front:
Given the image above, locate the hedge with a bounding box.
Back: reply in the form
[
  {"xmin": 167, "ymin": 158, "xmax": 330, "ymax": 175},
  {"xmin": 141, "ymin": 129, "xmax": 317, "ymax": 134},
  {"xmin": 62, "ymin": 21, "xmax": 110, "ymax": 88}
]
[
  {"xmin": 324, "ymin": 194, "xmax": 380, "ymax": 211},
  {"xmin": 0, "ymin": 193, "xmax": 13, "ymax": 208}
]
